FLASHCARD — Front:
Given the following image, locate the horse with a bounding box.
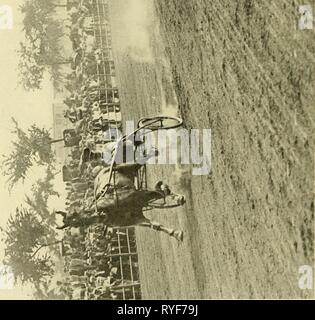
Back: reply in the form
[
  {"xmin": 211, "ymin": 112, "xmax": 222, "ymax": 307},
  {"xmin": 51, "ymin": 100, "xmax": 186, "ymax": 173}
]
[{"xmin": 56, "ymin": 162, "xmax": 186, "ymax": 241}]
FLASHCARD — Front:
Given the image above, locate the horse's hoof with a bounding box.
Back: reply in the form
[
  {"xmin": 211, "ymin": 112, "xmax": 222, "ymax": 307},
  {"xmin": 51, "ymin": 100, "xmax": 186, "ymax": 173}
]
[
  {"xmin": 155, "ymin": 181, "xmax": 163, "ymax": 190},
  {"xmin": 174, "ymin": 230, "xmax": 184, "ymax": 242},
  {"xmin": 177, "ymin": 195, "xmax": 186, "ymax": 205},
  {"xmin": 161, "ymin": 184, "xmax": 171, "ymax": 196}
]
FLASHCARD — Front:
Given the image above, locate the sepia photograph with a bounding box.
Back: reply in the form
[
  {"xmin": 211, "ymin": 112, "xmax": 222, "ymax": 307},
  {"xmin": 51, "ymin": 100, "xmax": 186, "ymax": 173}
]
[{"xmin": 0, "ymin": 0, "xmax": 314, "ymax": 301}]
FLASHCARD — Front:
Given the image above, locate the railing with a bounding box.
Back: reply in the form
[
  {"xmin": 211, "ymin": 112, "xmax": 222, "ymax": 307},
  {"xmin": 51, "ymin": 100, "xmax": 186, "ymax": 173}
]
[
  {"xmin": 109, "ymin": 228, "xmax": 141, "ymax": 300},
  {"xmin": 85, "ymin": 0, "xmax": 141, "ymax": 300}
]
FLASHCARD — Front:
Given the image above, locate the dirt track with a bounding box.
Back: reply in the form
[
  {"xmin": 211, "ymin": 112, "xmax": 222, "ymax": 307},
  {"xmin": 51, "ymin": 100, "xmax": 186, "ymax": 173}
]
[{"xmin": 109, "ymin": 0, "xmax": 314, "ymax": 299}]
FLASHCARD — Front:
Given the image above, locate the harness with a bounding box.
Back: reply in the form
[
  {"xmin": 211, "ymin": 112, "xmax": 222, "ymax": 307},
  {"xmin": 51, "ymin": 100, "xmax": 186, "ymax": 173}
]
[{"xmin": 94, "ymin": 166, "xmax": 120, "ymax": 215}]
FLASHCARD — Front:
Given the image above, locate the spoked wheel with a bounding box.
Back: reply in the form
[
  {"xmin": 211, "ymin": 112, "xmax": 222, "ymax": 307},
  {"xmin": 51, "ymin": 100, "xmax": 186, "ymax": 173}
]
[{"xmin": 137, "ymin": 115, "xmax": 183, "ymax": 131}]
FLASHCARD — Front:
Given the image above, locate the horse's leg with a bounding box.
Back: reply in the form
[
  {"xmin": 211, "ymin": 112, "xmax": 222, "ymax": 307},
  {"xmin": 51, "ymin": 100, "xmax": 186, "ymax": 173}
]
[
  {"xmin": 136, "ymin": 217, "xmax": 183, "ymax": 241},
  {"xmin": 144, "ymin": 189, "xmax": 186, "ymax": 208},
  {"xmin": 165, "ymin": 193, "xmax": 186, "ymax": 206}
]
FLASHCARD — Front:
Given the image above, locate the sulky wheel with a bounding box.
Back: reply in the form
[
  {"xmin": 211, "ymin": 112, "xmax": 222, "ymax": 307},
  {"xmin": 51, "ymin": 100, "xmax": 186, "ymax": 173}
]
[{"xmin": 137, "ymin": 115, "xmax": 183, "ymax": 131}]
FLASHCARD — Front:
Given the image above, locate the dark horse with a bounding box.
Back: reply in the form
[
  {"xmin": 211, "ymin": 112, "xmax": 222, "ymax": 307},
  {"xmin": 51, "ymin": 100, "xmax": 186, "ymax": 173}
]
[{"xmin": 56, "ymin": 163, "xmax": 185, "ymax": 241}]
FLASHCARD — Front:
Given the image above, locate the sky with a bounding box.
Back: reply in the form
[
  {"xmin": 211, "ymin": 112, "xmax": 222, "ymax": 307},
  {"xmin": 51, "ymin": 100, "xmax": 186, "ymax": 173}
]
[{"xmin": 0, "ymin": 1, "xmax": 55, "ymax": 298}]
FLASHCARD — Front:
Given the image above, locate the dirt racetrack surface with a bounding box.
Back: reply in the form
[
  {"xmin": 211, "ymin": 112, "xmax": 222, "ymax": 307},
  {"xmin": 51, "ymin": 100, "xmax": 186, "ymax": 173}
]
[{"xmin": 109, "ymin": 0, "xmax": 314, "ymax": 299}]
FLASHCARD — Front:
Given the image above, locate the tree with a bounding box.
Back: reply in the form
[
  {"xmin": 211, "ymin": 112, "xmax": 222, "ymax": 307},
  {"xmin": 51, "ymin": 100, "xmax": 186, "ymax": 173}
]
[
  {"xmin": 19, "ymin": 0, "xmax": 50, "ymax": 39},
  {"xmin": 18, "ymin": 0, "xmax": 70, "ymax": 91},
  {"xmin": 1, "ymin": 208, "xmax": 56, "ymax": 285},
  {"xmin": 18, "ymin": 42, "xmax": 45, "ymax": 90},
  {"xmin": 1, "ymin": 118, "xmax": 64, "ymax": 189},
  {"xmin": 25, "ymin": 165, "xmax": 60, "ymax": 225},
  {"xmin": 32, "ymin": 284, "xmax": 66, "ymax": 300}
]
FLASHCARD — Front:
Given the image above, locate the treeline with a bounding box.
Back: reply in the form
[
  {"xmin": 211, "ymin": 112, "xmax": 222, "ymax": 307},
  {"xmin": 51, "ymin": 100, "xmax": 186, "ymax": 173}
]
[
  {"xmin": 18, "ymin": 0, "xmax": 69, "ymax": 91},
  {"xmin": 1, "ymin": 0, "xmax": 70, "ymax": 298}
]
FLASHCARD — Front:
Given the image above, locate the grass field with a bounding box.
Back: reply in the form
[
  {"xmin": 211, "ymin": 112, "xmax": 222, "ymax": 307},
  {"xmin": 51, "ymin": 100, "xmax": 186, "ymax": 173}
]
[{"xmin": 109, "ymin": 0, "xmax": 314, "ymax": 299}]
